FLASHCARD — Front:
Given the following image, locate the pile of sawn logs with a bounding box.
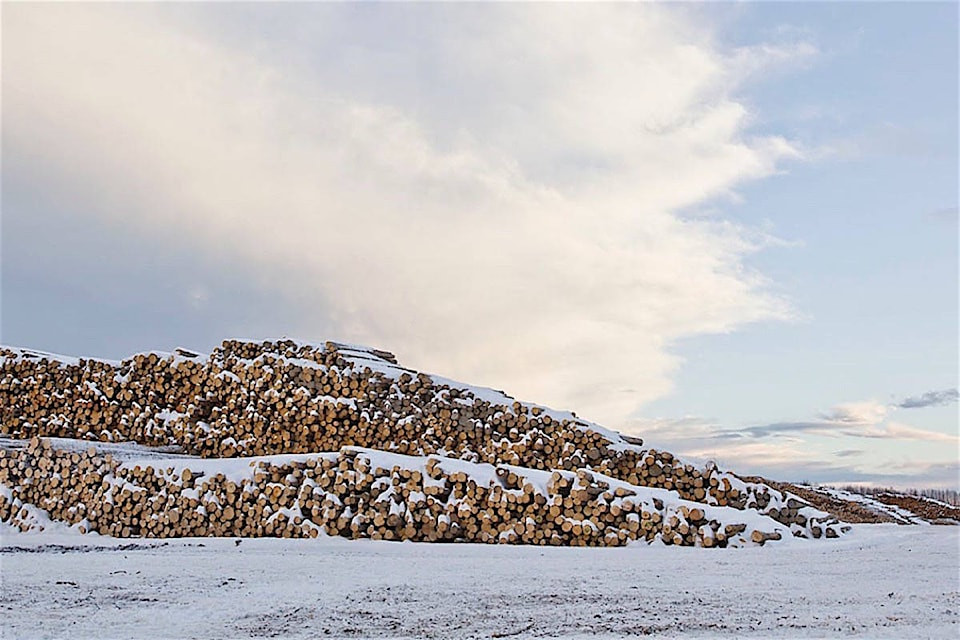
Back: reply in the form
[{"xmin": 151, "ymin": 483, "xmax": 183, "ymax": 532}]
[
  {"xmin": 1, "ymin": 438, "xmax": 792, "ymax": 546},
  {"xmin": 0, "ymin": 339, "xmax": 848, "ymax": 545}
]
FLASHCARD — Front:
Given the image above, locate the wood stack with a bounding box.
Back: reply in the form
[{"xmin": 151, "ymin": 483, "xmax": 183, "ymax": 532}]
[
  {"xmin": 0, "ymin": 438, "xmax": 844, "ymax": 546},
  {"xmin": 0, "ymin": 339, "xmax": 847, "ymax": 544}
]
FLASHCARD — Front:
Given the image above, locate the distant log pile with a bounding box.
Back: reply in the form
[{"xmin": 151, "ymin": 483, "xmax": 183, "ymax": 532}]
[
  {"xmin": 771, "ymin": 482, "xmax": 900, "ymax": 525},
  {"xmin": 872, "ymin": 492, "xmax": 960, "ymax": 524},
  {"xmin": 0, "ymin": 339, "xmax": 847, "ymax": 544}
]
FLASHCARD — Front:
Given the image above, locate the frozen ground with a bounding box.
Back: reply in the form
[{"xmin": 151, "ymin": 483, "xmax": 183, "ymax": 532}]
[{"xmin": 1, "ymin": 525, "xmax": 957, "ymax": 639}]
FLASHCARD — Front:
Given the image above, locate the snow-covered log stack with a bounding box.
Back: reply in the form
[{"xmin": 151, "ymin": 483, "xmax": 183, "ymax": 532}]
[
  {"xmin": 0, "ymin": 438, "xmax": 827, "ymax": 545},
  {"xmin": 0, "ymin": 339, "xmax": 848, "ymax": 545}
]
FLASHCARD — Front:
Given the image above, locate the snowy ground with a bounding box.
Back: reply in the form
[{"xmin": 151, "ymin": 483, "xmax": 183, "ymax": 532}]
[{"xmin": 1, "ymin": 525, "xmax": 957, "ymax": 639}]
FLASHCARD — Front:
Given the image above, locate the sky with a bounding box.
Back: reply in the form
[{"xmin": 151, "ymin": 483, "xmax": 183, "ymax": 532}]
[{"xmin": 2, "ymin": 2, "xmax": 957, "ymax": 489}]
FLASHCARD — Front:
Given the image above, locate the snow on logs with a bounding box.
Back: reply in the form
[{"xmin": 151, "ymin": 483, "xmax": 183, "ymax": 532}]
[
  {"xmin": 0, "ymin": 438, "xmax": 841, "ymax": 546},
  {"xmin": 0, "ymin": 339, "xmax": 847, "ymax": 544}
]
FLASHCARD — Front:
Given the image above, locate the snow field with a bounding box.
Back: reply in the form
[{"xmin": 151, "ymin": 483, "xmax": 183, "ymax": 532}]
[{"xmin": 1, "ymin": 525, "xmax": 957, "ymax": 639}]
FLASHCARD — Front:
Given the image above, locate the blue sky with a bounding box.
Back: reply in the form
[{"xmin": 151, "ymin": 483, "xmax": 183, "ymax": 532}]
[
  {"xmin": 2, "ymin": 2, "xmax": 956, "ymax": 488},
  {"xmin": 636, "ymin": 2, "xmax": 958, "ymax": 486}
]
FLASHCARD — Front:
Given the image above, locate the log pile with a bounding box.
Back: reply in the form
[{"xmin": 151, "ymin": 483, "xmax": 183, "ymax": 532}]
[
  {"xmin": 872, "ymin": 492, "xmax": 960, "ymax": 524},
  {"xmin": 771, "ymin": 481, "xmax": 901, "ymax": 525},
  {"xmin": 0, "ymin": 438, "xmax": 829, "ymax": 546},
  {"xmin": 0, "ymin": 339, "xmax": 848, "ymax": 544}
]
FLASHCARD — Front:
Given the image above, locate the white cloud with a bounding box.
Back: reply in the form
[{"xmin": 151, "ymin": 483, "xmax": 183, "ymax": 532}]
[
  {"xmin": 4, "ymin": 3, "xmax": 808, "ymax": 424},
  {"xmin": 817, "ymin": 399, "xmax": 956, "ymax": 442},
  {"xmin": 623, "ymin": 412, "xmax": 958, "ymax": 488},
  {"xmin": 853, "ymin": 421, "xmax": 958, "ymax": 443},
  {"xmin": 820, "ymin": 400, "xmax": 890, "ymax": 425},
  {"xmin": 625, "ymin": 394, "xmax": 957, "ymax": 487}
]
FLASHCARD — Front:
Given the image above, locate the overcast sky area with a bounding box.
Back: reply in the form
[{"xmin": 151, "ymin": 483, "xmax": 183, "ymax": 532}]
[{"xmin": 2, "ymin": 2, "xmax": 957, "ymax": 488}]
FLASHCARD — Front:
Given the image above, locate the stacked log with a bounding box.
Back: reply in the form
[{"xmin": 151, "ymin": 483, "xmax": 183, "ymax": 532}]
[
  {"xmin": 0, "ymin": 339, "xmax": 845, "ymax": 541},
  {"xmin": 1, "ymin": 438, "xmax": 844, "ymax": 545},
  {"xmin": 872, "ymin": 492, "xmax": 960, "ymax": 523}
]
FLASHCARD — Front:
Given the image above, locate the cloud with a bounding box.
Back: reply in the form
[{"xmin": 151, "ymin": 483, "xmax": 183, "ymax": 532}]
[
  {"xmin": 3, "ymin": 3, "xmax": 812, "ymax": 425},
  {"xmin": 730, "ymin": 397, "xmax": 956, "ymax": 442},
  {"xmin": 898, "ymin": 388, "xmax": 959, "ymax": 409},
  {"xmin": 631, "ymin": 415, "xmax": 958, "ymax": 488},
  {"xmin": 871, "ymin": 460, "xmax": 960, "ymax": 489},
  {"xmin": 852, "ymin": 422, "xmax": 958, "ymax": 443},
  {"xmin": 625, "ymin": 396, "xmax": 957, "ymax": 488},
  {"xmin": 786, "ymin": 459, "xmax": 960, "ymax": 490},
  {"xmin": 738, "ymin": 417, "xmax": 955, "ymax": 443},
  {"xmin": 684, "ymin": 440, "xmax": 825, "ymax": 471},
  {"xmin": 833, "ymin": 449, "xmax": 864, "ymax": 458},
  {"xmin": 624, "ymin": 416, "xmax": 813, "ymax": 467},
  {"xmin": 819, "ymin": 400, "xmax": 889, "ymax": 425},
  {"xmin": 819, "ymin": 460, "xmax": 960, "ymax": 491}
]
